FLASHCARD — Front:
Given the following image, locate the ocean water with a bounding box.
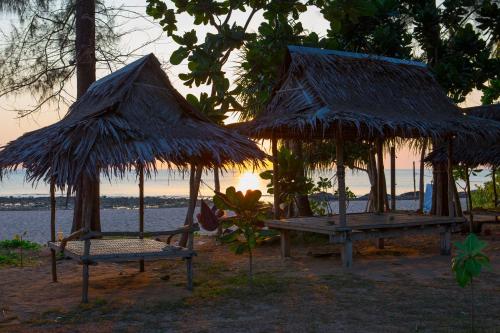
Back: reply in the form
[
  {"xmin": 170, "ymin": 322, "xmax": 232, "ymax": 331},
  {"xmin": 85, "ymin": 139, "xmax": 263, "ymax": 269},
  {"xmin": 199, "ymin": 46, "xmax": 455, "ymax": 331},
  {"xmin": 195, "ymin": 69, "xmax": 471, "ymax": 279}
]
[{"xmin": 0, "ymin": 168, "xmax": 491, "ymax": 198}]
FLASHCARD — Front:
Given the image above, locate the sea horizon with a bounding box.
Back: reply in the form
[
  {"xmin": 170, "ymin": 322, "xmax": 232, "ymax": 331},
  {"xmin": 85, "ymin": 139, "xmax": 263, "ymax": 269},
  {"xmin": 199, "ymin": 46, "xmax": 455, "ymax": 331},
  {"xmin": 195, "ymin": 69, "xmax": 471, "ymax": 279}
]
[{"xmin": 0, "ymin": 168, "xmax": 491, "ymax": 198}]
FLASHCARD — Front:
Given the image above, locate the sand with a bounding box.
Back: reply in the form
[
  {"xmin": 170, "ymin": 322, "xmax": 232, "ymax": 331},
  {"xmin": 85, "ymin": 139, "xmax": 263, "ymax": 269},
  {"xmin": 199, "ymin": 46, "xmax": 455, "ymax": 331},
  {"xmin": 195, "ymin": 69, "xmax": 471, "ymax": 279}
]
[{"xmin": 0, "ymin": 199, "xmax": 467, "ymax": 244}]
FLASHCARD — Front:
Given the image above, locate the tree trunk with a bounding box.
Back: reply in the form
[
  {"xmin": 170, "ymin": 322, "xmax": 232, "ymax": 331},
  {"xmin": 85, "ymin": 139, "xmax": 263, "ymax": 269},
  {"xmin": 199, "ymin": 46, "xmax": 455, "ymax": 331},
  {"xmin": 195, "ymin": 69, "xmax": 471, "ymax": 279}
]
[
  {"xmin": 291, "ymin": 140, "xmax": 313, "ymax": 216},
  {"xmin": 72, "ymin": 0, "xmax": 98, "ymax": 232},
  {"xmin": 366, "ymin": 147, "xmax": 377, "ymax": 212},
  {"xmin": 179, "ymin": 164, "xmax": 203, "ymax": 247}
]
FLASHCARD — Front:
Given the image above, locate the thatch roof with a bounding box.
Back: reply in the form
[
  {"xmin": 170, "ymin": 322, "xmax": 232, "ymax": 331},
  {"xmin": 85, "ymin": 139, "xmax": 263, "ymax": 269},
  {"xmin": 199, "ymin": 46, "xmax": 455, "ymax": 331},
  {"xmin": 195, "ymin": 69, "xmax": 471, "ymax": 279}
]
[
  {"xmin": 0, "ymin": 54, "xmax": 266, "ymax": 187},
  {"xmin": 233, "ymin": 46, "xmax": 500, "ymax": 141},
  {"xmin": 425, "ymin": 104, "xmax": 500, "ymax": 167}
]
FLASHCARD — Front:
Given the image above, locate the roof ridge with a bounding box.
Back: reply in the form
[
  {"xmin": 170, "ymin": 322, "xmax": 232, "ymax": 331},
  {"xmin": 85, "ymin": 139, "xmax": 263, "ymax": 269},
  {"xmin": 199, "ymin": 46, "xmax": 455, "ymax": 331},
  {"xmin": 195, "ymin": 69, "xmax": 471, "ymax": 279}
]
[{"xmin": 287, "ymin": 45, "xmax": 427, "ymax": 68}]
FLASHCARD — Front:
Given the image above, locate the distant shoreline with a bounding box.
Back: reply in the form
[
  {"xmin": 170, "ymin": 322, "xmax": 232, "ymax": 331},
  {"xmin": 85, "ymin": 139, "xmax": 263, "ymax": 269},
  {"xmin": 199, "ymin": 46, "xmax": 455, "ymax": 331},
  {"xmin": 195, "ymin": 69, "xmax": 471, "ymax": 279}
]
[{"xmin": 0, "ymin": 191, "xmax": 469, "ymax": 211}]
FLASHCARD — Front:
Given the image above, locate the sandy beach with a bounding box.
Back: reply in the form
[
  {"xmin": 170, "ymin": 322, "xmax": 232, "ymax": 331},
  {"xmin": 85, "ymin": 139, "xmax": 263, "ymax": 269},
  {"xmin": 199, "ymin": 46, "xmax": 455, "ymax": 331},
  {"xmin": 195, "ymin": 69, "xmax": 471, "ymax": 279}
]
[{"xmin": 0, "ymin": 199, "xmax": 468, "ymax": 244}]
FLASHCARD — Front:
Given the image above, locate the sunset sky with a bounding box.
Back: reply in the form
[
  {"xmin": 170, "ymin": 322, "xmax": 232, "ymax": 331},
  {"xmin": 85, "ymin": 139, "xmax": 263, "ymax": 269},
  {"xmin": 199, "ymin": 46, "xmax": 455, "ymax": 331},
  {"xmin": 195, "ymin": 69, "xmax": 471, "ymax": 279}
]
[{"xmin": 0, "ymin": 1, "xmax": 484, "ymax": 169}]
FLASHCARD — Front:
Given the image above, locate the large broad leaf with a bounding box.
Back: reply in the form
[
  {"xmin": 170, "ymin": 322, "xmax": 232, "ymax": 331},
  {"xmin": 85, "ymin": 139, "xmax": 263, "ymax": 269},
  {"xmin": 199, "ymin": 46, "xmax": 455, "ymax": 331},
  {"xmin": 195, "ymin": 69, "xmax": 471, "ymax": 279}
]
[
  {"xmin": 452, "ymin": 233, "xmax": 490, "ymax": 288},
  {"xmin": 170, "ymin": 47, "xmax": 189, "ymax": 65}
]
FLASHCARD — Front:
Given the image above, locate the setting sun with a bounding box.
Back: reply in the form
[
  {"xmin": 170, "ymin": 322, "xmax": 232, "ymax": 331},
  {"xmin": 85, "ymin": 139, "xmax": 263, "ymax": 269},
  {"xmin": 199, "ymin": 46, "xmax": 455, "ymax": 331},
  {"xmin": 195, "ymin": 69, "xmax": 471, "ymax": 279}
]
[{"xmin": 236, "ymin": 172, "xmax": 261, "ymax": 193}]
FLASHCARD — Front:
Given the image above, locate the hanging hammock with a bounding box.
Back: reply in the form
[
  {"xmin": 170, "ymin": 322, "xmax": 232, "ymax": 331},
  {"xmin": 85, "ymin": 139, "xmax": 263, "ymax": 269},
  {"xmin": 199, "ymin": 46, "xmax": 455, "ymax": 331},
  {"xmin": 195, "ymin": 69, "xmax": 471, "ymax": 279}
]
[{"xmin": 197, "ymin": 200, "xmax": 220, "ymax": 231}]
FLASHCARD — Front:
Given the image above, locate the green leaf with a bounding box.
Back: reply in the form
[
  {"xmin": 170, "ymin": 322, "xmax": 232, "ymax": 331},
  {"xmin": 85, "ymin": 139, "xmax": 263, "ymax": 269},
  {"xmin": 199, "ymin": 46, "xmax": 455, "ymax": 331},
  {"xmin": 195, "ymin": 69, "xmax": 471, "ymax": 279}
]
[{"xmin": 170, "ymin": 47, "xmax": 189, "ymax": 65}]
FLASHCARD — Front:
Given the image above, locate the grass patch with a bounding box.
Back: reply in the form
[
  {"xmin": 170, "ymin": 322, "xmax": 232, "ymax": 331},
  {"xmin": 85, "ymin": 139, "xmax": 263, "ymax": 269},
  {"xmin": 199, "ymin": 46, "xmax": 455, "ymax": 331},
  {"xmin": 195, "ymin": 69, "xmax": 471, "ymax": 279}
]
[
  {"xmin": 0, "ymin": 238, "xmax": 41, "ymax": 267},
  {"xmin": 192, "ymin": 271, "xmax": 288, "ymax": 300},
  {"xmin": 0, "ymin": 239, "xmax": 41, "ymax": 250},
  {"xmin": 31, "ymin": 298, "xmax": 113, "ymax": 325}
]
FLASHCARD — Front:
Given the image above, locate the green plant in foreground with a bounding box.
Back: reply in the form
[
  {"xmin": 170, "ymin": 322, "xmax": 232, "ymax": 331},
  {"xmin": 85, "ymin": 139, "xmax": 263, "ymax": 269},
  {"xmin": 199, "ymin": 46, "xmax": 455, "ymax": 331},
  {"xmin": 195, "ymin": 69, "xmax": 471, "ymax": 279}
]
[
  {"xmin": 214, "ymin": 187, "xmax": 276, "ymax": 285},
  {"xmin": 452, "ymin": 233, "xmax": 491, "ymax": 332}
]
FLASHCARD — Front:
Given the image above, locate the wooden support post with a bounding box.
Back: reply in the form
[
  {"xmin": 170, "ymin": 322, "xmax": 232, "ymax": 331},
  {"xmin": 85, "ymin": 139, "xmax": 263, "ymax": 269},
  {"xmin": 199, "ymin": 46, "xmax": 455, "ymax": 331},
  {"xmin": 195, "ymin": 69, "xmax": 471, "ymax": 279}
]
[
  {"xmin": 390, "ymin": 146, "xmax": 396, "ymax": 211},
  {"xmin": 377, "ymin": 238, "xmax": 385, "ymax": 250},
  {"xmin": 413, "ymin": 161, "xmax": 417, "ymax": 200},
  {"xmin": 82, "ymin": 239, "xmax": 91, "ymax": 303},
  {"xmin": 493, "ymin": 167, "xmax": 498, "ymax": 208},
  {"xmin": 50, "ymin": 180, "xmax": 57, "ymax": 283},
  {"xmin": 139, "ymin": 165, "xmax": 145, "ymax": 272},
  {"xmin": 336, "ymin": 131, "xmax": 347, "ymax": 227},
  {"xmin": 280, "ymin": 230, "xmax": 290, "ymax": 258},
  {"xmin": 376, "ymin": 139, "xmax": 384, "ymax": 213},
  {"xmin": 272, "ymin": 135, "xmax": 280, "ymax": 219},
  {"xmin": 464, "ymin": 165, "xmax": 474, "ymax": 232},
  {"xmin": 376, "ymin": 139, "xmax": 385, "ymax": 247},
  {"xmin": 447, "ymin": 139, "xmax": 456, "ymax": 217},
  {"xmin": 341, "ymin": 234, "xmax": 353, "ymax": 268},
  {"xmin": 440, "ymin": 227, "xmax": 451, "ymax": 255},
  {"xmin": 418, "ymin": 139, "xmax": 427, "ymax": 212},
  {"xmin": 186, "ymin": 257, "xmax": 193, "ymax": 290}
]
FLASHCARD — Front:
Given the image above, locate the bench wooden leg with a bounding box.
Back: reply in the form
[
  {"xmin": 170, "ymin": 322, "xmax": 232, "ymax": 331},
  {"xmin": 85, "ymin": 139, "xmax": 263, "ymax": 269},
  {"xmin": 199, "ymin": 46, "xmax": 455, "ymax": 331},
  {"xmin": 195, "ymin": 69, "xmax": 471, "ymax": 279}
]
[
  {"xmin": 139, "ymin": 259, "xmax": 145, "ymax": 272},
  {"xmin": 186, "ymin": 257, "xmax": 193, "ymax": 291},
  {"xmin": 280, "ymin": 230, "xmax": 291, "ymax": 258},
  {"xmin": 341, "ymin": 239, "xmax": 353, "ymax": 268},
  {"xmin": 440, "ymin": 228, "xmax": 451, "ymax": 255},
  {"xmin": 82, "ymin": 263, "xmax": 89, "ymax": 303},
  {"xmin": 51, "ymin": 249, "xmax": 57, "ymax": 282},
  {"xmin": 377, "ymin": 238, "xmax": 385, "ymax": 249}
]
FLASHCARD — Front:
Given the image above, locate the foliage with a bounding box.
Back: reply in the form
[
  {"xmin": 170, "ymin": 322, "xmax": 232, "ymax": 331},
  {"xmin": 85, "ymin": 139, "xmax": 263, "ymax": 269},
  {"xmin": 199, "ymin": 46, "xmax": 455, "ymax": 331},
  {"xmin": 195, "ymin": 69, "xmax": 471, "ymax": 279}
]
[
  {"xmin": 406, "ymin": 0, "xmax": 500, "ymax": 103},
  {"xmin": 453, "ymin": 166, "xmax": 482, "ymax": 193},
  {"xmin": 0, "ymin": 237, "xmax": 41, "ymax": 250},
  {"xmin": 0, "ymin": 0, "xmax": 152, "ymax": 116},
  {"xmin": 452, "ymin": 233, "xmax": 491, "ymax": 331},
  {"xmin": 260, "ymin": 147, "xmax": 314, "ymax": 206},
  {"xmin": 452, "ymin": 234, "xmax": 490, "ymax": 288},
  {"xmin": 309, "ymin": 176, "xmax": 334, "ymax": 216},
  {"xmin": 213, "ymin": 186, "xmax": 276, "ymax": 283},
  {"xmin": 471, "ymin": 177, "xmax": 500, "ymax": 209},
  {"xmin": 0, "ymin": 235, "xmax": 40, "ymax": 267}
]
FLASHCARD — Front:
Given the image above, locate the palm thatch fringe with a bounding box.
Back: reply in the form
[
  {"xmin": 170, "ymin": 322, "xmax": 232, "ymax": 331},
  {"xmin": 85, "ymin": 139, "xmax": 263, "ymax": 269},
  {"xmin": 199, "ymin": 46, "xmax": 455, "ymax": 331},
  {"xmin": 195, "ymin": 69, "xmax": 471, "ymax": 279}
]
[
  {"xmin": 233, "ymin": 46, "xmax": 500, "ymax": 141},
  {"xmin": 0, "ymin": 54, "xmax": 267, "ymax": 188},
  {"xmin": 425, "ymin": 104, "xmax": 500, "ymax": 167}
]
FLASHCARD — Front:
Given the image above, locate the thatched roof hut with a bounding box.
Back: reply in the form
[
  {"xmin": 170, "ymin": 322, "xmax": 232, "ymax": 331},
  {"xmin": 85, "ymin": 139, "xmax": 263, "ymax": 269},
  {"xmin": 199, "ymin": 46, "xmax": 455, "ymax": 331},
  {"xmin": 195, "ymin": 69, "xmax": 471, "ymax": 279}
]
[
  {"xmin": 0, "ymin": 54, "xmax": 266, "ymax": 187},
  {"xmin": 234, "ymin": 46, "xmax": 500, "ymax": 141},
  {"xmin": 425, "ymin": 104, "xmax": 500, "ymax": 167}
]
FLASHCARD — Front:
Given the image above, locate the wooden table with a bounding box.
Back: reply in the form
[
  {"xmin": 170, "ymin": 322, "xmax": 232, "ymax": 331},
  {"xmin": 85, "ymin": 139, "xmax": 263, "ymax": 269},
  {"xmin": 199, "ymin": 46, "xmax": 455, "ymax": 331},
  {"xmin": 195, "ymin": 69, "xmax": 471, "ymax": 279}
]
[{"xmin": 265, "ymin": 212, "xmax": 465, "ymax": 267}]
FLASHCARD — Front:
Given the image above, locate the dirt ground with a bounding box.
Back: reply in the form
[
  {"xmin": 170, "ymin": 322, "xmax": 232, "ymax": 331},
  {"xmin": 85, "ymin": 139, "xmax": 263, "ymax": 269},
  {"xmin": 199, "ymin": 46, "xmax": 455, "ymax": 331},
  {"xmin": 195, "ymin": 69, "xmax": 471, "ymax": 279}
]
[{"xmin": 1, "ymin": 228, "xmax": 499, "ymax": 333}]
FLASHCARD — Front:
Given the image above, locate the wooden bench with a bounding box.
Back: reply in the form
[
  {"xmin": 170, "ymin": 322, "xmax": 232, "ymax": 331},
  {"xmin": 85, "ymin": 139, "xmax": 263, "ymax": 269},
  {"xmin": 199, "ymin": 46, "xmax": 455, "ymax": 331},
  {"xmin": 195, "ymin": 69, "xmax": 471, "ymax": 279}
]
[
  {"xmin": 49, "ymin": 224, "xmax": 199, "ymax": 303},
  {"xmin": 265, "ymin": 213, "xmax": 465, "ymax": 267}
]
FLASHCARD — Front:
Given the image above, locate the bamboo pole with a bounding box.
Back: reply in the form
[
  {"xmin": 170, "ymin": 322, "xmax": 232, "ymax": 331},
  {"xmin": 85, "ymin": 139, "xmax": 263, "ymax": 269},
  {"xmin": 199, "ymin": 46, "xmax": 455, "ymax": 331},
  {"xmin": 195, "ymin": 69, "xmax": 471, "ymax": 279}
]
[
  {"xmin": 390, "ymin": 146, "xmax": 396, "ymax": 211},
  {"xmin": 447, "ymin": 139, "xmax": 456, "ymax": 217},
  {"xmin": 336, "ymin": 131, "xmax": 346, "ymax": 227},
  {"xmin": 376, "ymin": 139, "xmax": 384, "ymax": 213},
  {"xmin": 50, "ymin": 180, "xmax": 57, "ymax": 282},
  {"xmin": 139, "ymin": 165, "xmax": 145, "ymax": 272},
  {"xmin": 272, "ymin": 135, "xmax": 281, "ymax": 219}
]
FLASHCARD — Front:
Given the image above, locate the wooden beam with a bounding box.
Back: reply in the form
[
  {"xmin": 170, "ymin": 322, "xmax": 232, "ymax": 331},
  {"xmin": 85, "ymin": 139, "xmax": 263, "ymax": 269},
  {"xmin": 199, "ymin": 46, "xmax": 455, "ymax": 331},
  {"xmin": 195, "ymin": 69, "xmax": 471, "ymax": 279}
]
[
  {"xmin": 390, "ymin": 146, "xmax": 396, "ymax": 211},
  {"xmin": 139, "ymin": 165, "xmax": 145, "ymax": 272},
  {"xmin": 336, "ymin": 131, "xmax": 347, "ymax": 227},
  {"xmin": 50, "ymin": 180, "xmax": 57, "ymax": 283},
  {"xmin": 376, "ymin": 139, "xmax": 385, "ymax": 213},
  {"xmin": 447, "ymin": 139, "xmax": 456, "ymax": 217},
  {"xmin": 272, "ymin": 135, "xmax": 280, "ymax": 219}
]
